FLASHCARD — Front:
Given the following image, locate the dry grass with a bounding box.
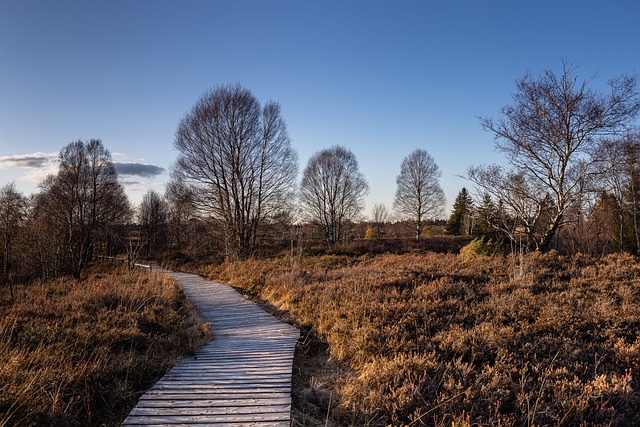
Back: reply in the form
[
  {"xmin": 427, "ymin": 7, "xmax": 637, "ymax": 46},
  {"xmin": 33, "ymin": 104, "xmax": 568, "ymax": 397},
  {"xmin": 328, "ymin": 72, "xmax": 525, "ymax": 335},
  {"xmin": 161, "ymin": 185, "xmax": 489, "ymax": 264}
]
[
  {"xmin": 0, "ymin": 262, "xmax": 210, "ymax": 427},
  {"xmin": 201, "ymin": 251, "xmax": 640, "ymax": 426}
]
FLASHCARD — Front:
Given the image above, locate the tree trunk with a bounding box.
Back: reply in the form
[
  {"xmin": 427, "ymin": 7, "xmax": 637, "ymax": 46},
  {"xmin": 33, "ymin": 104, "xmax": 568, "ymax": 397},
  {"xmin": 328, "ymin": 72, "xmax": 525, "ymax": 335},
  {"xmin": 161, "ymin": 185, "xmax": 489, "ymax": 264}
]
[
  {"xmin": 538, "ymin": 215, "xmax": 562, "ymax": 252},
  {"xmin": 631, "ymin": 180, "xmax": 640, "ymax": 255}
]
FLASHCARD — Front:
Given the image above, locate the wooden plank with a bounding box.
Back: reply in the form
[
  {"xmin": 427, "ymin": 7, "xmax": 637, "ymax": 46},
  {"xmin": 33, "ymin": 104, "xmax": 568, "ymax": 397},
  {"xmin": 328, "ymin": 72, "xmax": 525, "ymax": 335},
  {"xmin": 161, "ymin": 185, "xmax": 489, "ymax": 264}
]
[
  {"xmin": 122, "ymin": 269, "xmax": 299, "ymax": 426},
  {"xmin": 156, "ymin": 378, "xmax": 292, "ymax": 385},
  {"xmin": 168, "ymin": 362, "xmax": 293, "ymax": 369},
  {"xmin": 125, "ymin": 413, "xmax": 292, "ymax": 423},
  {"xmin": 161, "ymin": 374, "xmax": 293, "ymax": 381},
  {"xmin": 131, "ymin": 405, "xmax": 291, "ymax": 416},
  {"xmin": 150, "ymin": 385, "xmax": 292, "ymax": 392},
  {"xmin": 123, "ymin": 420, "xmax": 290, "ymax": 427},
  {"xmin": 164, "ymin": 363, "xmax": 293, "ymax": 371},
  {"xmin": 134, "ymin": 397, "xmax": 291, "ymax": 407},
  {"xmin": 165, "ymin": 368, "xmax": 293, "ymax": 375},
  {"xmin": 139, "ymin": 391, "xmax": 291, "ymax": 400},
  {"xmin": 164, "ymin": 363, "xmax": 292, "ymax": 370}
]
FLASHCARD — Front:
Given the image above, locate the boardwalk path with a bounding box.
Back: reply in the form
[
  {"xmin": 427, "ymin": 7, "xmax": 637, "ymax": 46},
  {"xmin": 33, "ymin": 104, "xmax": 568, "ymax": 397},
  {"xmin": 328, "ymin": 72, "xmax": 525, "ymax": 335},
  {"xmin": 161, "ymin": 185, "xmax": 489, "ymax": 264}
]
[{"xmin": 122, "ymin": 270, "xmax": 300, "ymax": 426}]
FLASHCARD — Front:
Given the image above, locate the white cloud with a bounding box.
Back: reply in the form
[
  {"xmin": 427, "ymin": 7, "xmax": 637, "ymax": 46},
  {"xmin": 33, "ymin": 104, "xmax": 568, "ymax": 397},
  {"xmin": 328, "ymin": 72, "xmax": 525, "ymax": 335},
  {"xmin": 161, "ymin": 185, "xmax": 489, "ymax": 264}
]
[
  {"xmin": 0, "ymin": 152, "xmax": 59, "ymax": 183},
  {"xmin": 0, "ymin": 151, "xmax": 167, "ymax": 204},
  {"xmin": 0, "ymin": 152, "xmax": 58, "ymax": 169}
]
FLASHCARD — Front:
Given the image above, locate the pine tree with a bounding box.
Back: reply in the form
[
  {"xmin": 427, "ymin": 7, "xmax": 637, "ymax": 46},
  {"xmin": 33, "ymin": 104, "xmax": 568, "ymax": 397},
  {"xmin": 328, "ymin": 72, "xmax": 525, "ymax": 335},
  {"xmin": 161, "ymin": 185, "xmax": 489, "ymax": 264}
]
[
  {"xmin": 474, "ymin": 192, "xmax": 496, "ymax": 238},
  {"xmin": 445, "ymin": 188, "xmax": 473, "ymax": 235}
]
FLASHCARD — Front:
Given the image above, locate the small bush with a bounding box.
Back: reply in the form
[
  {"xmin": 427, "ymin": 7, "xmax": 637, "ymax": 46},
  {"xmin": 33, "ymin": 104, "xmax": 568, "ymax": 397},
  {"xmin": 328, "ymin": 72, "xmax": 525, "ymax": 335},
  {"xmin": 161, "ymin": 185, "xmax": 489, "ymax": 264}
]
[
  {"xmin": 364, "ymin": 227, "xmax": 377, "ymax": 240},
  {"xmin": 458, "ymin": 237, "xmax": 496, "ymax": 262}
]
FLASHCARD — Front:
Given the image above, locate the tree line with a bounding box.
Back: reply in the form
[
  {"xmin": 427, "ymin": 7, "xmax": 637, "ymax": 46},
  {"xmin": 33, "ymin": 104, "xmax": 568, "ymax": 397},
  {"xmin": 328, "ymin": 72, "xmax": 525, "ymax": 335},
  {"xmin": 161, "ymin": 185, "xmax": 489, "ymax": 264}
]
[
  {"xmin": 0, "ymin": 86, "xmax": 446, "ymax": 289},
  {"xmin": 1, "ymin": 62, "xmax": 639, "ymax": 290},
  {"xmin": 171, "ymin": 84, "xmax": 446, "ymax": 256}
]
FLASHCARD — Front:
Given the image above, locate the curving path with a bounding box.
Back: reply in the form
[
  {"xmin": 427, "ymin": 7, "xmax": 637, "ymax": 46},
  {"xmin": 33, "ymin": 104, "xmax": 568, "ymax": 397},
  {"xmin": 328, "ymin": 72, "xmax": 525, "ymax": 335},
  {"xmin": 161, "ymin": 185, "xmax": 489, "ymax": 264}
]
[{"xmin": 122, "ymin": 270, "xmax": 300, "ymax": 426}]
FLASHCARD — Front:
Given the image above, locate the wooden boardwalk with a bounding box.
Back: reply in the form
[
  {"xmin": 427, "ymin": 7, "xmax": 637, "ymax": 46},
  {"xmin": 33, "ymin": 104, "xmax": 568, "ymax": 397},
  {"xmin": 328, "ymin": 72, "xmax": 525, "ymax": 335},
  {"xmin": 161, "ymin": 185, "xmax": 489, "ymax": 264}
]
[{"xmin": 122, "ymin": 270, "xmax": 300, "ymax": 426}]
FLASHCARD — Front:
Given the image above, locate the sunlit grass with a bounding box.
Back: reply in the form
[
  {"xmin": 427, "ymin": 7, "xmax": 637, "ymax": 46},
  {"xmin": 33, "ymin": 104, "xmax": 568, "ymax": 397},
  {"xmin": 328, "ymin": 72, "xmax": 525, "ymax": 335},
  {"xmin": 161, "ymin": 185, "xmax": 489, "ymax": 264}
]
[
  {"xmin": 0, "ymin": 263, "xmax": 210, "ymax": 427},
  {"xmin": 202, "ymin": 251, "xmax": 640, "ymax": 426}
]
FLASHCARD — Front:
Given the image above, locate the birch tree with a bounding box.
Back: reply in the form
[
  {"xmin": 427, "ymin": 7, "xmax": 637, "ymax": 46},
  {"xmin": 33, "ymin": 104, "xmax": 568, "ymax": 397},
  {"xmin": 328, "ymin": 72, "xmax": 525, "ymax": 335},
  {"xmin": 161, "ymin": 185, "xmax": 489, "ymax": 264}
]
[
  {"xmin": 38, "ymin": 140, "xmax": 130, "ymax": 277},
  {"xmin": 469, "ymin": 61, "xmax": 640, "ymax": 251},
  {"xmin": 393, "ymin": 149, "xmax": 445, "ymax": 240},
  {"xmin": 300, "ymin": 146, "xmax": 369, "ymax": 244},
  {"xmin": 174, "ymin": 84, "xmax": 298, "ymax": 259},
  {"xmin": 0, "ymin": 183, "xmax": 27, "ymax": 298}
]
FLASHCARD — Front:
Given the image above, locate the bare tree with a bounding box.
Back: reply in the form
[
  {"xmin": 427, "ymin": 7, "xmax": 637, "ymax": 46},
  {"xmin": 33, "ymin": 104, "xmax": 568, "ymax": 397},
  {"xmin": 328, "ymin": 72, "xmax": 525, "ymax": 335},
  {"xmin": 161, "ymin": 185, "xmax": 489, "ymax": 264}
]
[
  {"xmin": 393, "ymin": 149, "xmax": 445, "ymax": 240},
  {"xmin": 0, "ymin": 183, "xmax": 27, "ymax": 298},
  {"xmin": 164, "ymin": 174, "xmax": 196, "ymax": 252},
  {"xmin": 596, "ymin": 131, "xmax": 640, "ymax": 253},
  {"xmin": 300, "ymin": 146, "xmax": 369, "ymax": 245},
  {"xmin": 38, "ymin": 139, "xmax": 130, "ymax": 278},
  {"xmin": 125, "ymin": 225, "xmax": 147, "ymax": 271},
  {"xmin": 371, "ymin": 203, "xmax": 390, "ymax": 240},
  {"xmin": 138, "ymin": 189, "xmax": 168, "ymax": 259},
  {"xmin": 470, "ymin": 61, "xmax": 640, "ymax": 251},
  {"xmin": 467, "ymin": 165, "xmax": 546, "ymax": 247},
  {"xmin": 622, "ymin": 135, "xmax": 640, "ymax": 254},
  {"xmin": 85, "ymin": 140, "xmax": 131, "ymax": 257},
  {"xmin": 174, "ymin": 84, "xmax": 298, "ymax": 259},
  {"xmin": 19, "ymin": 195, "xmax": 60, "ymax": 281}
]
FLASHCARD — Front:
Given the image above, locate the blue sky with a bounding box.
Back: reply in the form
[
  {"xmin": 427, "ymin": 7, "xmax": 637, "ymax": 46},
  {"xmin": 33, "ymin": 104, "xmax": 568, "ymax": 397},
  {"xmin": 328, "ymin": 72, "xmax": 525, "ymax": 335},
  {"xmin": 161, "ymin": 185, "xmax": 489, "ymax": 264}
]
[{"xmin": 1, "ymin": 1, "xmax": 639, "ymax": 217}]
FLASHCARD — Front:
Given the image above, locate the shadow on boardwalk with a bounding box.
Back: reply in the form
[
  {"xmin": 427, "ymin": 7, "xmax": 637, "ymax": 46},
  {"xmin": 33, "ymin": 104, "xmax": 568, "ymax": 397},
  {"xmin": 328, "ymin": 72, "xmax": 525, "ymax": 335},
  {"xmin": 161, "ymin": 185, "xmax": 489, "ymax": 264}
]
[{"xmin": 122, "ymin": 270, "xmax": 300, "ymax": 426}]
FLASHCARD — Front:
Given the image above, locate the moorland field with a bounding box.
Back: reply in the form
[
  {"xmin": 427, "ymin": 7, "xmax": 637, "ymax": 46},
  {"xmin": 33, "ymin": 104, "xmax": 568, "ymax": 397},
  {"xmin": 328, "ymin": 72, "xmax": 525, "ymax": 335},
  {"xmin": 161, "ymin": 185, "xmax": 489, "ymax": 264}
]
[
  {"xmin": 0, "ymin": 264, "xmax": 210, "ymax": 427},
  {"xmin": 2, "ymin": 243, "xmax": 640, "ymax": 426},
  {"xmin": 201, "ymin": 248, "xmax": 640, "ymax": 426}
]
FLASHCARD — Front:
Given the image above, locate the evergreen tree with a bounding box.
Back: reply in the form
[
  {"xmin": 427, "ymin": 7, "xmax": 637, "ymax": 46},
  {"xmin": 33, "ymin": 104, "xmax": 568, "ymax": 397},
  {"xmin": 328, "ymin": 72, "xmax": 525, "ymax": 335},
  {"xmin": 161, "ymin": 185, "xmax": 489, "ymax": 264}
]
[
  {"xmin": 474, "ymin": 192, "xmax": 497, "ymax": 238},
  {"xmin": 444, "ymin": 188, "xmax": 473, "ymax": 235}
]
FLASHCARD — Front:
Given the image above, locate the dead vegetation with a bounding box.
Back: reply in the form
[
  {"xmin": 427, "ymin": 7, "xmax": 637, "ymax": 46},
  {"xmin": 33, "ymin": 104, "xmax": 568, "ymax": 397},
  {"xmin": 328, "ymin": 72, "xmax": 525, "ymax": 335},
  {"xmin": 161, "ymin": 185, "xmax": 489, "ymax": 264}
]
[
  {"xmin": 202, "ymin": 250, "xmax": 640, "ymax": 426},
  {"xmin": 0, "ymin": 262, "xmax": 210, "ymax": 427}
]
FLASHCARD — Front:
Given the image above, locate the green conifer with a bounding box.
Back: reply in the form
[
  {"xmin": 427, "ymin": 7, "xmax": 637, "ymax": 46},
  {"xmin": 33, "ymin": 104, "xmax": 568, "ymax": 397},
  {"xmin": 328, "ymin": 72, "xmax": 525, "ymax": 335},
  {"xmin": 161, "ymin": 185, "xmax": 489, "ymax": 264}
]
[{"xmin": 445, "ymin": 188, "xmax": 473, "ymax": 235}]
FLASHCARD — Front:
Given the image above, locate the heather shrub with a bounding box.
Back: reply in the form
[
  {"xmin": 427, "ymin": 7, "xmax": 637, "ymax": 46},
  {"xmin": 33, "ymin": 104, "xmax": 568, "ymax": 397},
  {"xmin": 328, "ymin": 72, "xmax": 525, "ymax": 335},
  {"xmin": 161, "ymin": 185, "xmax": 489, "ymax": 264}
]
[
  {"xmin": 202, "ymin": 251, "xmax": 640, "ymax": 426},
  {"xmin": 0, "ymin": 264, "xmax": 210, "ymax": 427}
]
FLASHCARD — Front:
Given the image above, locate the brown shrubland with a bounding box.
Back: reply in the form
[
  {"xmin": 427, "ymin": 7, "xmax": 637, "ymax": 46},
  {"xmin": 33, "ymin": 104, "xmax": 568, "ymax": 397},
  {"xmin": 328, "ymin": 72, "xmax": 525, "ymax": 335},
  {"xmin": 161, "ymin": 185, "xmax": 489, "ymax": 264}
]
[
  {"xmin": 0, "ymin": 263, "xmax": 210, "ymax": 427},
  {"xmin": 201, "ymin": 250, "xmax": 640, "ymax": 426}
]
